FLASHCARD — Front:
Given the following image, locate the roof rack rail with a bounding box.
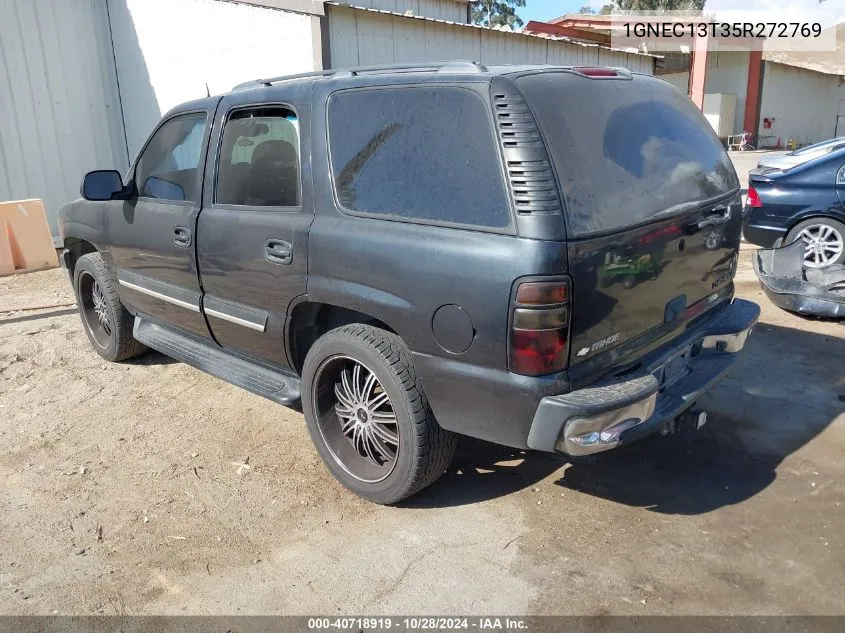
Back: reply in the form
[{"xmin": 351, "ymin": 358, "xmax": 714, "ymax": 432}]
[{"xmin": 232, "ymin": 60, "xmax": 487, "ymax": 91}]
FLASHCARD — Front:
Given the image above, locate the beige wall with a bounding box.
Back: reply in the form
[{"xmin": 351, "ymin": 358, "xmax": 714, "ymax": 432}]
[{"xmin": 759, "ymin": 62, "xmax": 845, "ymax": 147}]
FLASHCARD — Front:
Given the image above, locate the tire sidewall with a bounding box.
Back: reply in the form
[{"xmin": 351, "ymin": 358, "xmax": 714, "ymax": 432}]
[
  {"xmin": 786, "ymin": 218, "xmax": 845, "ymax": 267},
  {"xmin": 302, "ymin": 331, "xmax": 420, "ymax": 503},
  {"xmin": 74, "ymin": 255, "xmax": 120, "ymax": 361}
]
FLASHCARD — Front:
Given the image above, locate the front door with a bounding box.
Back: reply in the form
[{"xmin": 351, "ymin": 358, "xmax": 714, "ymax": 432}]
[
  {"xmin": 195, "ymin": 90, "xmax": 312, "ymax": 369},
  {"xmin": 109, "ymin": 109, "xmax": 215, "ymax": 339}
]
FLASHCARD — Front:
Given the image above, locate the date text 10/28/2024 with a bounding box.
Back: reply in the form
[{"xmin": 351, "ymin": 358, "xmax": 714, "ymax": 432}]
[{"xmin": 307, "ymin": 617, "xmax": 528, "ymax": 631}]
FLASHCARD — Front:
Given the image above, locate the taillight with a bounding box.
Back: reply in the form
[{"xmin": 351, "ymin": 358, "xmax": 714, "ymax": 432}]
[
  {"xmin": 509, "ymin": 280, "xmax": 571, "ymax": 376},
  {"xmin": 747, "ymin": 185, "xmax": 763, "ymax": 208}
]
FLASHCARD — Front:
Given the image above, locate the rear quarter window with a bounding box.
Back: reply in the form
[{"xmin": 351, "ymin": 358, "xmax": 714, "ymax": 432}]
[
  {"xmin": 517, "ymin": 73, "xmax": 739, "ymax": 236},
  {"xmin": 327, "ymin": 86, "xmax": 512, "ymax": 229}
]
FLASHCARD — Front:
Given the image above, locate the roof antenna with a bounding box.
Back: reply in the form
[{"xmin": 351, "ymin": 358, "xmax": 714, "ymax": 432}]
[{"xmin": 205, "ymin": 83, "xmax": 211, "ymax": 98}]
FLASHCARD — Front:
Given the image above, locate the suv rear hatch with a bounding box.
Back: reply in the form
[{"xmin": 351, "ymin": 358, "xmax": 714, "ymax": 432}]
[{"xmin": 516, "ymin": 70, "xmax": 742, "ymax": 380}]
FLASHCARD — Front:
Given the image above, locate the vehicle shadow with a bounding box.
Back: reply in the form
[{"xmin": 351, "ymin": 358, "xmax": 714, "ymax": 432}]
[
  {"xmin": 401, "ymin": 438, "xmax": 564, "ymax": 508},
  {"xmin": 406, "ymin": 321, "xmax": 843, "ymax": 513},
  {"xmin": 0, "ymin": 307, "xmax": 77, "ymax": 325},
  {"xmin": 128, "ymin": 350, "xmax": 179, "ymax": 366},
  {"xmin": 553, "ymin": 422, "xmax": 778, "ymax": 515}
]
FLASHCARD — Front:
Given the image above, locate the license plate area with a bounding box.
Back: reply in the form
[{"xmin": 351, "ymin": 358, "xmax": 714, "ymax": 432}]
[{"xmin": 654, "ymin": 346, "xmax": 692, "ymax": 390}]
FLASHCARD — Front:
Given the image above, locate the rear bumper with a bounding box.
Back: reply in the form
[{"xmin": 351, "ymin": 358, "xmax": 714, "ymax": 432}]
[
  {"xmin": 527, "ymin": 298, "xmax": 760, "ymax": 456},
  {"xmin": 753, "ymin": 242, "xmax": 845, "ymax": 318},
  {"xmin": 757, "ymin": 285, "xmax": 845, "ymax": 317},
  {"xmin": 742, "ymin": 218, "xmax": 784, "ymax": 247}
]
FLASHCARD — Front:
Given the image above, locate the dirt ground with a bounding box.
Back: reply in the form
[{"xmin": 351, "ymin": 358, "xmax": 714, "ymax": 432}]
[{"xmin": 1, "ymin": 247, "xmax": 843, "ymax": 616}]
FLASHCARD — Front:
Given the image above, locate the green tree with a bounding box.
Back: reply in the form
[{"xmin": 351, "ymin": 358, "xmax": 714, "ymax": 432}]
[
  {"xmin": 578, "ymin": 2, "xmax": 654, "ymax": 14},
  {"xmin": 470, "ymin": 0, "xmax": 526, "ymax": 28},
  {"xmin": 611, "ymin": 0, "xmax": 705, "ymax": 9}
]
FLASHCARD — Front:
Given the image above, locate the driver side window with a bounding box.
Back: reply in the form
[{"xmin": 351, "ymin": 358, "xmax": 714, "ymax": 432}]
[{"xmin": 135, "ymin": 112, "xmax": 208, "ymax": 202}]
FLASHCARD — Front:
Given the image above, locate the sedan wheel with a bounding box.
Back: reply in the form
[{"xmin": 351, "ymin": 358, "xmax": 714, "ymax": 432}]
[
  {"xmin": 787, "ymin": 220, "xmax": 845, "ymax": 268},
  {"xmin": 799, "ymin": 224, "xmax": 843, "ymax": 268}
]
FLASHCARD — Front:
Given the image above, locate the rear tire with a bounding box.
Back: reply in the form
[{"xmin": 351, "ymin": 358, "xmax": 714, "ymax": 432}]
[
  {"xmin": 73, "ymin": 253, "xmax": 147, "ymax": 362},
  {"xmin": 785, "ymin": 218, "xmax": 845, "ymax": 268},
  {"xmin": 301, "ymin": 324, "xmax": 456, "ymax": 504}
]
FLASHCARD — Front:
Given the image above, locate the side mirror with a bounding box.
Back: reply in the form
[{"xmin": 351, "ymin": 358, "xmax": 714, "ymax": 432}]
[{"xmin": 81, "ymin": 170, "xmax": 132, "ymax": 201}]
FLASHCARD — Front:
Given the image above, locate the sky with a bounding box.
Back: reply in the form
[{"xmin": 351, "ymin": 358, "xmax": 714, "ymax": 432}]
[
  {"xmin": 521, "ymin": 0, "xmax": 845, "ymax": 25},
  {"xmin": 522, "ymin": 0, "xmax": 585, "ymax": 23}
]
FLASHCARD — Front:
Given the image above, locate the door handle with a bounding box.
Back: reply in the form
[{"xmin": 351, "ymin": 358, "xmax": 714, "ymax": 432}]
[
  {"xmin": 173, "ymin": 226, "xmax": 192, "ymax": 247},
  {"xmin": 265, "ymin": 239, "xmax": 292, "ymax": 265},
  {"xmin": 697, "ymin": 205, "xmax": 731, "ymax": 230}
]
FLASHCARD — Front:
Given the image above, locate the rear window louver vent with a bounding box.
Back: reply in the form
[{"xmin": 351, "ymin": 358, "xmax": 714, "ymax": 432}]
[
  {"xmin": 493, "ymin": 91, "xmax": 561, "ymax": 216},
  {"xmin": 494, "ymin": 93, "xmax": 543, "ymax": 149}
]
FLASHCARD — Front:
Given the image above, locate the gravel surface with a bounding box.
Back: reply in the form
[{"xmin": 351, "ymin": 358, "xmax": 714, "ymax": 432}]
[{"xmin": 0, "ymin": 250, "xmax": 843, "ymax": 615}]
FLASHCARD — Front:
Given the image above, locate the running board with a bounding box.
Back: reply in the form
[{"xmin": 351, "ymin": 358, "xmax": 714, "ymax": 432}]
[{"xmin": 133, "ymin": 319, "xmax": 301, "ymax": 406}]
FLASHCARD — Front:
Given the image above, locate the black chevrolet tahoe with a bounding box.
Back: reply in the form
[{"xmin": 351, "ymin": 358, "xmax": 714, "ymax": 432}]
[{"xmin": 59, "ymin": 61, "xmax": 759, "ymax": 504}]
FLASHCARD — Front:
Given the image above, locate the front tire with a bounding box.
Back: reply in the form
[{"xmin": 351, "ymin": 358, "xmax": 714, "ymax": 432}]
[
  {"xmin": 785, "ymin": 218, "xmax": 845, "ymax": 268},
  {"xmin": 74, "ymin": 253, "xmax": 147, "ymax": 362},
  {"xmin": 301, "ymin": 324, "xmax": 456, "ymax": 504}
]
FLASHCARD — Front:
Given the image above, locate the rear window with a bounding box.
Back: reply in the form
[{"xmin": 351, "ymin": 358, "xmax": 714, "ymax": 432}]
[
  {"xmin": 517, "ymin": 73, "xmax": 739, "ymax": 236},
  {"xmin": 327, "ymin": 86, "xmax": 511, "ymax": 229}
]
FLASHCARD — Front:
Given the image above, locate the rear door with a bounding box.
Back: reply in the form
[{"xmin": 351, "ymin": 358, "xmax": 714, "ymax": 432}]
[
  {"xmin": 516, "ymin": 71, "xmax": 742, "ymax": 376},
  {"xmin": 195, "ymin": 85, "xmax": 312, "ymax": 369}
]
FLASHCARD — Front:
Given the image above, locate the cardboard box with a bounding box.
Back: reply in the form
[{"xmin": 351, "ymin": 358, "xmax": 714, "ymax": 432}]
[{"xmin": 0, "ymin": 199, "xmax": 58, "ymax": 275}]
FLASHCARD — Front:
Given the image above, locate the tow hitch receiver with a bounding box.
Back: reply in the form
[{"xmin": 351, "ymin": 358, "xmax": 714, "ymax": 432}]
[{"xmin": 663, "ymin": 410, "xmax": 707, "ymax": 435}]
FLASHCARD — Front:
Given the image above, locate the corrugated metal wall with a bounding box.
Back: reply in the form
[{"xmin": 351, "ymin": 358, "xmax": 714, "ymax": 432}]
[
  {"xmin": 355, "ymin": 0, "xmax": 468, "ymax": 23},
  {"xmin": 0, "ymin": 0, "xmax": 128, "ymax": 240},
  {"xmin": 759, "ymin": 62, "xmax": 844, "ymax": 146},
  {"xmin": 110, "ymin": 0, "xmax": 317, "ymax": 159},
  {"xmin": 703, "ymin": 51, "xmax": 749, "ymax": 137},
  {"xmin": 660, "ymin": 71, "xmax": 690, "ymax": 95},
  {"xmin": 327, "ymin": 5, "xmax": 654, "ymax": 74}
]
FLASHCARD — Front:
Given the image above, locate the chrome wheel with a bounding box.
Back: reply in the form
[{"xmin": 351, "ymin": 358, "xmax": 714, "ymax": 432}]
[
  {"xmin": 78, "ymin": 271, "xmax": 113, "ymax": 349},
  {"xmin": 312, "ymin": 355, "xmax": 399, "ymax": 483},
  {"xmin": 92, "ymin": 281, "xmax": 112, "ymax": 334},
  {"xmin": 797, "ymin": 223, "xmax": 844, "ymax": 268}
]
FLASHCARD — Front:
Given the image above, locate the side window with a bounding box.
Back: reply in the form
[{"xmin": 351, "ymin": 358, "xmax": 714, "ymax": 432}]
[
  {"xmin": 327, "ymin": 87, "xmax": 511, "ymax": 228},
  {"xmin": 216, "ymin": 107, "xmax": 300, "ymax": 207},
  {"xmin": 135, "ymin": 113, "xmax": 207, "ymax": 202}
]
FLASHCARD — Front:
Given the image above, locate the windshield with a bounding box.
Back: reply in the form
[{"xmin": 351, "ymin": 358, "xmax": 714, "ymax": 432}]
[{"xmin": 517, "ymin": 72, "xmax": 739, "ymax": 236}]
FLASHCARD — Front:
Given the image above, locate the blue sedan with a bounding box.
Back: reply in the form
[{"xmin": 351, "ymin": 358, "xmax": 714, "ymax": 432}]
[{"xmin": 743, "ymin": 145, "xmax": 845, "ymax": 268}]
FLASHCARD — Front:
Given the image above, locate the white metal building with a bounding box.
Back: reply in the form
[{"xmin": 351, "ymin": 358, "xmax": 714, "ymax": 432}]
[
  {"xmin": 661, "ymin": 51, "xmax": 845, "ymax": 147},
  {"xmin": 325, "ymin": 3, "xmax": 654, "ymax": 71},
  {"xmin": 0, "ymin": 0, "xmax": 655, "ymax": 240}
]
